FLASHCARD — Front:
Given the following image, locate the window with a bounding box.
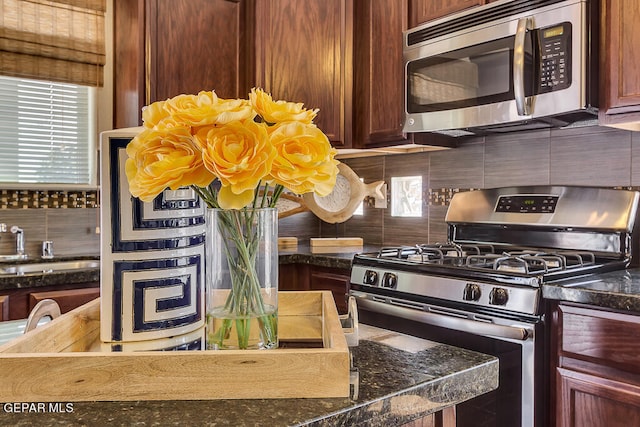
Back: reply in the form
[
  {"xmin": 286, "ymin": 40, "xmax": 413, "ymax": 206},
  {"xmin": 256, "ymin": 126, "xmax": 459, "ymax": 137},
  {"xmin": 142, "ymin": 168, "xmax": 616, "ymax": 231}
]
[
  {"xmin": 391, "ymin": 176, "xmax": 422, "ymax": 217},
  {"xmin": 0, "ymin": 75, "xmax": 96, "ymax": 187}
]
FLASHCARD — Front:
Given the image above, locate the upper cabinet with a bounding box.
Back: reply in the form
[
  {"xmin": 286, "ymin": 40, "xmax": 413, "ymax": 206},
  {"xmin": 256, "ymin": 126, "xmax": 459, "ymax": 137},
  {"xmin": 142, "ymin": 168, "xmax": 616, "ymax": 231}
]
[
  {"xmin": 353, "ymin": 0, "xmax": 410, "ymax": 148},
  {"xmin": 598, "ymin": 0, "xmax": 640, "ymax": 129},
  {"xmin": 409, "ymin": 0, "xmax": 486, "ymax": 28},
  {"xmin": 250, "ymin": 0, "xmax": 353, "ymax": 149},
  {"xmin": 114, "ymin": 0, "xmax": 247, "ymax": 128},
  {"xmin": 112, "ymin": 0, "xmax": 455, "ymax": 148}
]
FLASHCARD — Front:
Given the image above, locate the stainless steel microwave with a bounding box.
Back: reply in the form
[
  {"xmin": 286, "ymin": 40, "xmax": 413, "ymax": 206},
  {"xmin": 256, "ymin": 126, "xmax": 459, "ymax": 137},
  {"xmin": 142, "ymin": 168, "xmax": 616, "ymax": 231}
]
[{"xmin": 403, "ymin": 0, "xmax": 599, "ymax": 136}]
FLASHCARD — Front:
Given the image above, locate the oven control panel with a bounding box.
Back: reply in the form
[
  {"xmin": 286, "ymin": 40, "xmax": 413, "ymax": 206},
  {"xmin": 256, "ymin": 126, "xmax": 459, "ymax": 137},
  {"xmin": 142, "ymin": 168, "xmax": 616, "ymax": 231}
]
[
  {"xmin": 350, "ymin": 265, "xmax": 541, "ymax": 315},
  {"xmin": 495, "ymin": 195, "xmax": 559, "ymax": 213}
]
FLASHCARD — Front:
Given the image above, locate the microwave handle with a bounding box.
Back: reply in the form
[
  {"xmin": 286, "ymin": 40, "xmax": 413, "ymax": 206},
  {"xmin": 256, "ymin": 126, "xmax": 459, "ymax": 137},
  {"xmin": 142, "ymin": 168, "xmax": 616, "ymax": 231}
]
[{"xmin": 514, "ymin": 17, "xmax": 533, "ymax": 116}]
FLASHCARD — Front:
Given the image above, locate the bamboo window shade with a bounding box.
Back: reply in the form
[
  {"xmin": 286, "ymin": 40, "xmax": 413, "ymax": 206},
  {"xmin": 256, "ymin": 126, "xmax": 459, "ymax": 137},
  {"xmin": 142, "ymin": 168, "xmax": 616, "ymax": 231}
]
[{"xmin": 0, "ymin": 0, "xmax": 106, "ymax": 86}]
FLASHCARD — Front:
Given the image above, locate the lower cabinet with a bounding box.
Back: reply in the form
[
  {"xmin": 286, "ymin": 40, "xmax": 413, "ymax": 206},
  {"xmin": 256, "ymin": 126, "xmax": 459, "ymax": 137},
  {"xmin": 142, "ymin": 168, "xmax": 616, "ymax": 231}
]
[
  {"xmin": 0, "ymin": 295, "xmax": 8, "ymax": 321},
  {"xmin": 552, "ymin": 302, "xmax": 640, "ymax": 427},
  {"xmin": 0, "ymin": 282, "xmax": 99, "ymax": 321},
  {"xmin": 401, "ymin": 405, "xmax": 456, "ymax": 427},
  {"xmin": 279, "ymin": 263, "xmax": 350, "ymax": 314},
  {"xmin": 29, "ymin": 288, "xmax": 100, "ymax": 316},
  {"xmin": 556, "ymin": 368, "xmax": 640, "ymax": 427}
]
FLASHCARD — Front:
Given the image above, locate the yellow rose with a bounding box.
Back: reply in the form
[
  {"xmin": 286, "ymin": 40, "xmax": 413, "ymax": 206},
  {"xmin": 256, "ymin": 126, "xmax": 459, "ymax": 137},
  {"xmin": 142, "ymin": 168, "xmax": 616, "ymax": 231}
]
[
  {"xmin": 163, "ymin": 91, "xmax": 254, "ymax": 127},
  {"xmin": 196, "ymin": 120, "xmax": 276, "ymax": 209},
  {"xmin": 212, "ymin": 98, "xmax": 255, "ymax": 125},
  {"xmin": 268, "ymin": 121, "xmax": 339, "ymax": 196},
  {"xmin": 141, "ymin": 100, "xmax": 170, "ymax": 128},
  {"xmin": 125, "ymin": 126, "xmax": 215, "ymax": 202},
  {"xmin": 249, "ymin": 88, "xmax": 317, "ymax": 124}
]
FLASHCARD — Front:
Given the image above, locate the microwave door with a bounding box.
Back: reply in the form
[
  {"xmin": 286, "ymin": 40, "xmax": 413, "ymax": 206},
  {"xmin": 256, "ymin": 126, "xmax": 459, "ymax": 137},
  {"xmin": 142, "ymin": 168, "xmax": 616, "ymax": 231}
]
[{"xmin": 405, "ymin": 34, "xmax": 528, "ymax": 131}]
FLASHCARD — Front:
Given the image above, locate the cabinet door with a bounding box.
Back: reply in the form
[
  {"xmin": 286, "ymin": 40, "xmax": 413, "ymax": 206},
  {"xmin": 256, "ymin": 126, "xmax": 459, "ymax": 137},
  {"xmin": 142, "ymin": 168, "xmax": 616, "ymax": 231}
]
[
  {"xmin": 29, "ymin": 288, "xmax": 100, "ymax": 315},
  {"xmin": 353, "ymin": 0, "xmax": 410, "ymax": 148},
  {"xmin": 0, "ymin": 295, "xmax": 8, "ymax": 321},
  {"xmin": 557, "ymin": 368, "xmax": 640, "ymax": 427},
  {"xmin": 114, "ymin": 0, "xmax": 246, "ymax": 127},
  {"xmin": 309, "ymin": 266, "xmax": 350, "ymax": 314},
  {"xmin": 558, "ymin": 304, "xmax": 640, "ymax": 375},
  {"xmin": 599, "ymin": 0, "xmax": 640, "ymax": 126},
  {"xmin": 253, "ymin": 0, "xmax": 353, "ymax": 148},
  {"xmin": 279, "ymin": 263, "xmax": 310, "ymax": 291},
  {"xmin": 553, "ymin": 303, "xmax": 640, "ymax": 427},
  {"xmin": 147, "ymin": 0, "xmax": 245, "ymax": 103},
  {"xmin": 409, "ymin": 0, "xmax": 484, "ymax": 27}
]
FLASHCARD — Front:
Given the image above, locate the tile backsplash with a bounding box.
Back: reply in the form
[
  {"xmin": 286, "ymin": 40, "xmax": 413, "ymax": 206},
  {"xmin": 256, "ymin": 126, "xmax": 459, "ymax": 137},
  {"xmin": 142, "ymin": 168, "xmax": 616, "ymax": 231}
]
[
  {"xmin": 0, "ymin": 207, "xmax": 100, "ymax": 258},
  {"xmin": 1, "ymin": 124, "xmax": 638, "ymax": 257},
  {"xmin": 337, "ymin": 124, "xmax": 640, "ymax": 246}
]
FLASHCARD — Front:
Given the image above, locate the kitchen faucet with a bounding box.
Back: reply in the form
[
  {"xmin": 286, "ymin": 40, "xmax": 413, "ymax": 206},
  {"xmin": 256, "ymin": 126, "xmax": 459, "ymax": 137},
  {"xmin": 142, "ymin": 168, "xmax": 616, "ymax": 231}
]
[
  {"xmin": 0, "ymin": 223, "xmax": 27, "ymax": 259},
  {"xmin": 11, "ymin": 226, "xmax": 25, "ymax": 256}
]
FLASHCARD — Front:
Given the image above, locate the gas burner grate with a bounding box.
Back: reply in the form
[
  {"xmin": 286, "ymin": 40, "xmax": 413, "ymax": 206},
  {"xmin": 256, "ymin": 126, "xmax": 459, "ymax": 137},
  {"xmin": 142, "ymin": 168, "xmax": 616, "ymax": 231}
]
[
  {"xmin": 377, "ymin": 242, "xmax": 498, "ymax": 263},
  {"xmin": 371, "ymin": 243, "xmax": 603, "ymax": 275}
]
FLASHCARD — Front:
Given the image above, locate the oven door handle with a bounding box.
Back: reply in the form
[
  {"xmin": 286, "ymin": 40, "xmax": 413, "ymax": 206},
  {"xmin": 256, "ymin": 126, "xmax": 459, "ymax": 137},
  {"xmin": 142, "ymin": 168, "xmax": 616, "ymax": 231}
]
[
  {"xmin": 354, "ymin": 295, "xmax": 530, "ymax": 341},
  {"xmin": 514, "ymin": 16, "xmax": 533, "ymax": 116}
]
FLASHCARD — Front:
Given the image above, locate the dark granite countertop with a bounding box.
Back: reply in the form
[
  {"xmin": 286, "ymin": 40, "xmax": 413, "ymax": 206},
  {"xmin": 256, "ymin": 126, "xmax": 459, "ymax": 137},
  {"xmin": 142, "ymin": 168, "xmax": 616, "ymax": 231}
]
[
  {"xmin": 0, "ymin": 325, "xmax": 498, "ymax": 426},
  {"xmin": 0, "ymin": 255, "xmax": 100, "ymax": 291},
  {"xmin": 542, "ymin": 268, "xmax": 640, "ymax": 313},
  {"xmin": 279, "ymin": 243, "xmax": 376, "ymax": 270},
  {"xmin": 5, "ymin": 247, "xmax": 640, "ymax": 316},
  {"xmin": 0, "ymin": 244, "xmax": 368, "ymax": 292}
]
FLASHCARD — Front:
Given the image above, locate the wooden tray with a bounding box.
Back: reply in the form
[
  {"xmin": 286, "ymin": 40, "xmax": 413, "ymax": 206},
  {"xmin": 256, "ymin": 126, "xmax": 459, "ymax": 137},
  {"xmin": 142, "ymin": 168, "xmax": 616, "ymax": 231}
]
[{"xmin": 0, "ymin": 291, "xmax": 350, "ymax": 402}]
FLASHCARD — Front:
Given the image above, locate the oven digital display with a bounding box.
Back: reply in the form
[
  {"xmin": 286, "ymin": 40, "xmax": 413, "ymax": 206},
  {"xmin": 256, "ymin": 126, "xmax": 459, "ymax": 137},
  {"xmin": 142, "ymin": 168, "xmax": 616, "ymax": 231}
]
[{"xmin": 495, "ymin": 195, "xmax": 559, "ymax": 213}]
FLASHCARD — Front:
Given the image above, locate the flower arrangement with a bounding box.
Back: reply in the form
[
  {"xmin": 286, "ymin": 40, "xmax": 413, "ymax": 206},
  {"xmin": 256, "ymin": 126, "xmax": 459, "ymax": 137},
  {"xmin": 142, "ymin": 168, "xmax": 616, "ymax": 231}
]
[
  {"xmin": 125, "ymin": 88, "xmax": 340, "ymax": 349},
  {"xmin": 125, "ymin": 88, "xmax": 339, "ymax": 209}
]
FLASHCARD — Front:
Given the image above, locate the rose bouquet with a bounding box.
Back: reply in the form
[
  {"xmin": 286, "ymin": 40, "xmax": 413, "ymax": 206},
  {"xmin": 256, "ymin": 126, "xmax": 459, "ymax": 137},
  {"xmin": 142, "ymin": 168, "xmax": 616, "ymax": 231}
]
[{"xmin": 125, "ymin": 88, "xmax": 340, "ymax": 349}]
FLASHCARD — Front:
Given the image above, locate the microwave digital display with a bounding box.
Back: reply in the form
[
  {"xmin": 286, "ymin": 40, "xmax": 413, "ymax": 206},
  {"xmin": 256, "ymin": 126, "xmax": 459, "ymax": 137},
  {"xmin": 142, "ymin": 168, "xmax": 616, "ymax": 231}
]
[{"xmin": 543, "ymin": 26, "xmax": 564, "ymax": 38}]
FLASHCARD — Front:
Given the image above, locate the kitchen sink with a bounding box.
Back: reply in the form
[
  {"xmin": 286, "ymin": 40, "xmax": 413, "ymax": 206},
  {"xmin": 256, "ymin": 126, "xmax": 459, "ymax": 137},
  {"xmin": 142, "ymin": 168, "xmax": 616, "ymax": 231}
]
[
  {"xmin": 0, "ymin": 254, "xmax": 29, "ymax": 261},
  {"xmin": 0, "ymin": 260, "xmax": 100, "ymax": 275}
]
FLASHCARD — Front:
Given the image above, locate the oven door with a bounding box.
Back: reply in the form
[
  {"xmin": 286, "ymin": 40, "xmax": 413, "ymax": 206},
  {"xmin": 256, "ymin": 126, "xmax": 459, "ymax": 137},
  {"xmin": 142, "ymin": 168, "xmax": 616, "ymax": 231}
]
[
  {"xmin": 403, "ymin": 0, "xmax": 588, "ymax": 133},
  {"xmin": 351, "ymin": 290, "xmax": 545, "ymax": 427}
]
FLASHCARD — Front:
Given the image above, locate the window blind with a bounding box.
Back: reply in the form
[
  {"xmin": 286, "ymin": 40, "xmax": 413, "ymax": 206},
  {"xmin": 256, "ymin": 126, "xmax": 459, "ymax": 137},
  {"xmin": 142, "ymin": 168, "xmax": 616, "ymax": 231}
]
[
  {"xmin": 0, "ymin": 75, "xmax": 95, "ymax": 185},
  {"xmin": 0, "ymin": 0, "xmax": 106, "ymax": 86}
]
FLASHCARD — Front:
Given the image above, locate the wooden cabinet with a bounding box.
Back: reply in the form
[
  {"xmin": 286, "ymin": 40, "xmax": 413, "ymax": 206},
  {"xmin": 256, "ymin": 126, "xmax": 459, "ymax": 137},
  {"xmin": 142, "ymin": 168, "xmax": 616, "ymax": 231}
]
[
  {"xmin": 279, "ymin": 263, "xmax": 350, "ymax": 314},
  {"xmin": 557, "ymin": 369, "xmax": 640, "ymax": 427},
  {"xmin": 250, "ymin": 0, "xmax": 353, "ymax": 148},
  {"xmin": 0, "ymin": 295, "xmax": 8, "ymax": 321},
  {"xmin": 0, "ymin": 282, "xmax": 99, "ymax": 321},
  {"xmin": 408, "ymin": 0, "xmax": 485, "ymax": 27},
  {"xmin": 353, "ymin": 0, "xmax": 410, "ymax": 148},
  {"xmin": 114, "ymin": 0, "xmax": 248, "ymax": 128},
  {"xmin": 598, "ymin": 0, "xmax": 640, "ymax": 127},
  {"xmin": 552, "ymin": 302, "xmax": 640, "ymax": 427},
  {"xmin": 29, "ymin": 288, "xmax": 100, "ymax": 315},
  {"xmin": 309, "ymin": 266, "xmax": 350, "ymax": 314}
]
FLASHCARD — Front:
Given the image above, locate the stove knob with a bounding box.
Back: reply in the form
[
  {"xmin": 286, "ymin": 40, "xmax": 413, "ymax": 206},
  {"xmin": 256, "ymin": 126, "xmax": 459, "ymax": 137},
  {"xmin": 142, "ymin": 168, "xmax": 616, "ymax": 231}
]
[
  {"xmin": 463, "ymin": 283, "xmax": 482, "ymax": 301},
  {"xmin": 382, "ymin": 273, "xmax": 398, "ymax": 289},
  {"xmin": 363, "ymin": 270, "xmax": 378, "ymax": 286},
  {"xmin": 489, "ymin": 287, "xmax": 509, "ymax": 306}
]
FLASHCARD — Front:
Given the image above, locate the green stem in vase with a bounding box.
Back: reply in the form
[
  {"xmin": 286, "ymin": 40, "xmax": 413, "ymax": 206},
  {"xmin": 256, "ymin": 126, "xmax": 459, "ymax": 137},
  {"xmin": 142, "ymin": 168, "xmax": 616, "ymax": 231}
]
[{"xmin": 207, "ymin": 205, "xmax": 278, "ymax": 349}]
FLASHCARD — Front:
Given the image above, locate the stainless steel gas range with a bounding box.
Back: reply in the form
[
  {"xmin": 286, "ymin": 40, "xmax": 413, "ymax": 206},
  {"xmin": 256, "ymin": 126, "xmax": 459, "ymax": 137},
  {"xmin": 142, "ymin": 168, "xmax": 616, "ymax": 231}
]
[{"xmin": 349, "ymin": 186, "xmax": 640, "ymax": 427}]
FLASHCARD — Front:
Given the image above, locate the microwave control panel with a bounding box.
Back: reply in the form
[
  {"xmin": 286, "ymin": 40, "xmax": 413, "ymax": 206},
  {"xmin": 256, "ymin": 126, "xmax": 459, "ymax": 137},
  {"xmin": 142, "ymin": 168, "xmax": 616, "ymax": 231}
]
[{"xmin": 538, "ymin": 22, "xmax": 572, "ymax": 93}]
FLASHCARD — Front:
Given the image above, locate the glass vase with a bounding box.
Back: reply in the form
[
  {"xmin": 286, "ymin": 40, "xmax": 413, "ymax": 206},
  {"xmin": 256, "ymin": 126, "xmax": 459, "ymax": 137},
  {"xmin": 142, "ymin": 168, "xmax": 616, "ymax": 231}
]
[{"xmin": 205, "ymin": 207, "xmax": 278, "ymax": 350}]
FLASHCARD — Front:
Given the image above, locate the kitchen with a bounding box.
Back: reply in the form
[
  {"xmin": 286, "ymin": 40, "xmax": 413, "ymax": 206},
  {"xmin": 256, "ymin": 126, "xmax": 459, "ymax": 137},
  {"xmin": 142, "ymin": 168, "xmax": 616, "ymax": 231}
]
[{"xmin": 1, "ymin": 0, "xmax": 640, "ymax": 426}]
